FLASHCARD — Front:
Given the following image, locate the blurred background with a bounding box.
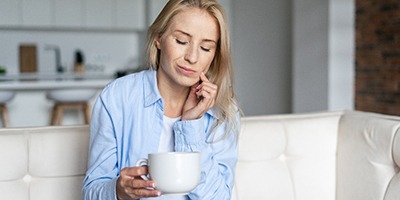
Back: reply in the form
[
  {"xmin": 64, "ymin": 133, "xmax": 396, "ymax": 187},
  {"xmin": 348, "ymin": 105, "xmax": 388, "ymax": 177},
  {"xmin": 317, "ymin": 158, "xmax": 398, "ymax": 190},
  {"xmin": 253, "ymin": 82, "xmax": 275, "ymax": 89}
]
[{"xmin": 0, "ymin": 0, "xmax": 397, "ymax": 127}]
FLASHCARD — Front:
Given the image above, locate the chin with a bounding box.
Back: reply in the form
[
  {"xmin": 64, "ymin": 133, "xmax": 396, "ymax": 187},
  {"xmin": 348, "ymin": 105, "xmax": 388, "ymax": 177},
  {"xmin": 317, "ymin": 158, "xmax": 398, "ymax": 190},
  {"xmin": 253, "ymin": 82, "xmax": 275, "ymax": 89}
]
[{"xmin": 179, "ymin": 78, "xmax": 199, "ymax": 87}]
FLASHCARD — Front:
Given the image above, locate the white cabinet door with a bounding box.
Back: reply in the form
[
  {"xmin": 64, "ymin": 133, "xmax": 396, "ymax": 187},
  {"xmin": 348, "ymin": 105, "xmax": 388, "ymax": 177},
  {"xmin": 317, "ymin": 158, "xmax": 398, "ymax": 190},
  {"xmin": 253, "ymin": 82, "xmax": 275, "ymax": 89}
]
[
  {"xmin": 54, "ymin": 0, "xmax": 83, "ymax": 28},
  {"xmin": 146, "ymin": 0, "xmax": 232, "ymax": 28},
  {"xmin": 0, "ymin": 0, "xmax": 21, "ymax": 26},
  {"xmin": 1, "ymin": 0, "xmax": 148, "ymax": 31},
  {"xmin": 85, "ymin": 0, "xmax": 114, "ymax": 29},
  {"xmin": 116, "ymin": 0, "xmax": 145, "ymax": 30},
  {"xmin": 21, "ymin": 0, "xmax": 52, "ymax": 27},
  {"xmin": 147, "ymin": 0, "xmax": 168, "ymax": 26}
]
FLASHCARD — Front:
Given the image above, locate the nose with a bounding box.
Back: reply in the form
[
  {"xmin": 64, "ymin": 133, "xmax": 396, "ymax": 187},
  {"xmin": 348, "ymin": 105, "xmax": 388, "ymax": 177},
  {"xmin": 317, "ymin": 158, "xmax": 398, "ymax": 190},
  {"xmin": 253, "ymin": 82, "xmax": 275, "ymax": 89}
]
[{"xmin": 184, "ymin": 45, "xmax": 198, "ymax": 64}]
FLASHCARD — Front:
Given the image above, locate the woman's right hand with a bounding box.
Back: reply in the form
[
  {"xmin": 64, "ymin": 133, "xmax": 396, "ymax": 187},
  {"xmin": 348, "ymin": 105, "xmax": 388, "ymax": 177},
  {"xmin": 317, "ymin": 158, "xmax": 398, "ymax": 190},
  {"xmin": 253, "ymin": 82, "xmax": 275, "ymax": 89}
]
[{"xmin": 116, "ymin": 166, "xmax": 161, "ymax": 200}]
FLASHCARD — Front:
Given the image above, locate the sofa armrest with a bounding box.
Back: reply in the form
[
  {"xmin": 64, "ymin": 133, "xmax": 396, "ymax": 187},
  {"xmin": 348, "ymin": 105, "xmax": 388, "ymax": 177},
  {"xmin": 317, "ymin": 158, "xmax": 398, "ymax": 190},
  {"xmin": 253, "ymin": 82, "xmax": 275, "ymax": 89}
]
[{"xmin": 336, "ymin": 111, "xmax": 400, "ymax": 200}]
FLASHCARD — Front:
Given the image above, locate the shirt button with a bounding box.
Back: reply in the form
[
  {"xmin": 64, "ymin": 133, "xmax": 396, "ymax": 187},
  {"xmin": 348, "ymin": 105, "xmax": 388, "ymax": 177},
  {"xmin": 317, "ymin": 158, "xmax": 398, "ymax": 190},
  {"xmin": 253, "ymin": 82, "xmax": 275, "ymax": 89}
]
[{"xmin": 176, "ymin": 131, "xmax": 181, "ymax": 135}]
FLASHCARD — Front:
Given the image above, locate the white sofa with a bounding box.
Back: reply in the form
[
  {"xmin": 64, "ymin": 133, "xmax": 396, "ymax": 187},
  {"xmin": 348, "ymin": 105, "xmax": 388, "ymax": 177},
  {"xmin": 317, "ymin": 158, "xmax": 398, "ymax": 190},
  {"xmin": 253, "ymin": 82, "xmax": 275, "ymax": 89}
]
[{"xmin": 0, "ymin": 110, "xmax": 399, "ymax": 200}]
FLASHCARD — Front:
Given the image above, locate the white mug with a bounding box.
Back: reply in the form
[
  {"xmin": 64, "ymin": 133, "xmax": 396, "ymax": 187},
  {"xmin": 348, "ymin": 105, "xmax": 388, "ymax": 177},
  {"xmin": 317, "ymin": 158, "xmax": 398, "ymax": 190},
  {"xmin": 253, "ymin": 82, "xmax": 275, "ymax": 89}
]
[{"xmin": 136, "ymin": 152, "xmax": 201, "ymax": 195}]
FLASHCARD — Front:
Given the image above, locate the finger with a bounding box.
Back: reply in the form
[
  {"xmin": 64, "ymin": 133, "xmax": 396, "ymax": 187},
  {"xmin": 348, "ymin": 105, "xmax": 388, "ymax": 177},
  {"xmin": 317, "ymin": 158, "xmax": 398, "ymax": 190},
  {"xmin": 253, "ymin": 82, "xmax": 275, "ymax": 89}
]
[
  {"xmin": 196, "ymin": 82, "xmax": 217, "ymax": 97},
  {"xmin": 196, "ymin": 85, "xmax": 217, "ymax": 101},
  {"xmin": 199, "ymin": 72, "xmax": 210, "ymax": 83},
  {"xmin": 203, "ymin": 89, "xmax": 216, "ymax": 108},
  {"xmin": 120, "ymin": 178, "xmax": 159, "ymax": 198},
  {"xmin": 121, "ymin": 166, "xmax": 148, "ymax": 177},
  {"xmin": 132, "ymin": 188, "xmax": 161, "ymax": 198},
  {"xmin": 131, "ymin": 179, "xmax": 156, "ymax": 189}
]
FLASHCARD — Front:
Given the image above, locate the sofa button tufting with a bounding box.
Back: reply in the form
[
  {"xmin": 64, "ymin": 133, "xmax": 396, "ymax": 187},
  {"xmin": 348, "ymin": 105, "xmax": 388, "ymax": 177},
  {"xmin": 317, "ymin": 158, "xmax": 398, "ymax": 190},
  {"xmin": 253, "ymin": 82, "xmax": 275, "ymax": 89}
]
[
  {"xmin": 23, "ymin": 174, "xmax": 32, "ymax": 183},
  {"xmin": 279, "ymin": 154, "xmax": 287, "ymax": 162}
]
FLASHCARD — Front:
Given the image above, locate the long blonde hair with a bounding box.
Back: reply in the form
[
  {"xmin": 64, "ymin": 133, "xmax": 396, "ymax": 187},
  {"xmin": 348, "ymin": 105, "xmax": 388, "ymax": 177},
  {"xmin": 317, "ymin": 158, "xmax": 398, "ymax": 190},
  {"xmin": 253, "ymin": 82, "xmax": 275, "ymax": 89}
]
[{"xmin": 145, "ymin": 0, "xmax": 240, "ymax": 139}]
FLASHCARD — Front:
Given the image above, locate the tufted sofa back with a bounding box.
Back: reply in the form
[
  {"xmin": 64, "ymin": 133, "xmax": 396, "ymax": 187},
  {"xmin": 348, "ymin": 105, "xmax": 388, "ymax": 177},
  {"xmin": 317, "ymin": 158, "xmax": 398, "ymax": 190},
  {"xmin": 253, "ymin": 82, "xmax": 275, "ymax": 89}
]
[
  {"xmin": 0, "ymin": 125, "xmax": 89, "ymax": 200},
  {"xmin": 233, "ymin": 111, "xmax": 400, "ymax": 200},
  {"xmin": 233, "ymin": 111, "xmax": 342, "ymax": 200},
  {"xmin": 0, "ymin": 111, "xmax": 398, "ymax": 200}
]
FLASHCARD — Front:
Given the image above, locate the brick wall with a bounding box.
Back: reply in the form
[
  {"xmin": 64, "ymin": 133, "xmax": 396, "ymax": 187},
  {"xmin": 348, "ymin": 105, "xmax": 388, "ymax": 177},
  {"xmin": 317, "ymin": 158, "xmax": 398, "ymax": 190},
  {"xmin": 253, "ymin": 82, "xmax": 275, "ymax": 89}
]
[{"xmin": 355, "ymin": 0, "xmax": 400, "ymax": 115}]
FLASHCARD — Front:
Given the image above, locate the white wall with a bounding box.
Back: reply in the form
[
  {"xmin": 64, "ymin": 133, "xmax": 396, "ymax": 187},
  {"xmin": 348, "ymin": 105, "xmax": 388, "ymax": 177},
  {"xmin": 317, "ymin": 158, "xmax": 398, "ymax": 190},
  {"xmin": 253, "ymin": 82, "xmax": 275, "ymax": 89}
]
[
  {"xmin": 292, "ymin": 0, "xmax": 330, "ymax": 113},
  {"xmin": 292, "ymin": 0, "xmax": 354, "ymax": 113},
  {"xmin": 328, "ymin": 0, "xmax": 355, "ymax": 111},
  {"xmin": 232, "ymin": 0, "xmax": 293, "ymax": 115},
  {"xmin": 232, "ymin": 0, "xmax": 354, "ymax": 115}
]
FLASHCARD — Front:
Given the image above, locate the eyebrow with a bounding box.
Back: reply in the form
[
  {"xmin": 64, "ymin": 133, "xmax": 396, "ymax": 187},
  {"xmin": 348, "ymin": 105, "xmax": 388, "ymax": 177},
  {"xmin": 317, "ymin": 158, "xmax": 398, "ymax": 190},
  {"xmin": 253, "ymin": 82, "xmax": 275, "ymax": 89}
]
[{"xmin": 174, "ymin": 30, "xmax": 217, "ymax": 44}]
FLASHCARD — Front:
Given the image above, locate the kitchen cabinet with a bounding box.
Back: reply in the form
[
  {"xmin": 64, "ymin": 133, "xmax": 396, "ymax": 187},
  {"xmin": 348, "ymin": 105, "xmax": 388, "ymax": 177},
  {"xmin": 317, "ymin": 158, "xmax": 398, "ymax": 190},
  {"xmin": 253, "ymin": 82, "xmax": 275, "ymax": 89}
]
[
  {"xmin": 1, "ymin": 0, "xmax": 229, "ymax": 31},
  {"xmin": 147, "ymin": 0, "xmax": 168, "ymax": 26},
  {"xmin": 0, "ymin": 0, "xmax": 20, "ymax": 26},
  {"xmin": 116, "ymin": 0, "xmax": 145, "ymax": 30},
  {"xmin": 146, "ymin": 0, "xmax": 232, "ymax": 28},
  {"xmin": 21, "ymin": 0, "xmax": 52, "ymax": 27},
  {"xmin": 85, "ymin": 0, "xmax": 145, "ymax": 30},
  {"xmin": 0, "ymin": 0, "xmax": 146, "ymax": 31},
  {"xmin": 54, "ymin": 0, "xmax": 84, "ymax": 28},
  {"xmin": 85, "ymin": 0, "xmax": 114, "ymax": 29}
]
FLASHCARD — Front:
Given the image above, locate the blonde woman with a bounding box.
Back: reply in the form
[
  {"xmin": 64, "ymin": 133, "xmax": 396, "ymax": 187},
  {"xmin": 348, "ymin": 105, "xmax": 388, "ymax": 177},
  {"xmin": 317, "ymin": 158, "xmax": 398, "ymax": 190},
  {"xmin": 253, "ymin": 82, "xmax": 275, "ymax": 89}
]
[{"xmin": 83, "ymin": 0, "xmax": 240, "ymax": 199}]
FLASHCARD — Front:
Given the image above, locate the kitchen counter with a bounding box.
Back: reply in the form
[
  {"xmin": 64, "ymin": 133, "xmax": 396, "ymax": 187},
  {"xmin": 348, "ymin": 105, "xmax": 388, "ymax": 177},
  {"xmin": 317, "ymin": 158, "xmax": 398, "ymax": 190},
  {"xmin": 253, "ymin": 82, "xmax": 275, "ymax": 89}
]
[
  {"xmin": 0, "ymin": 72, "xmax": 113, "ymax": 90},
  {"xmin": 0, "ymin": 72, "xmax": 115, "ymax": 127},
  {"xmin": 0, "ymin": 79, "xmax": 112, "ymax": 90}
]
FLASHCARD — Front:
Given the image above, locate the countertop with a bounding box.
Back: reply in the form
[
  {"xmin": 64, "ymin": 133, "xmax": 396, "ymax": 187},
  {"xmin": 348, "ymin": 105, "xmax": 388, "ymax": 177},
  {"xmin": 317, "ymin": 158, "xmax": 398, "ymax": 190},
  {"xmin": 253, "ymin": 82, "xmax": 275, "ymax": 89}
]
[{"xmin": 0, "ymin": 72, "xmax": 113, "ymax": 90}]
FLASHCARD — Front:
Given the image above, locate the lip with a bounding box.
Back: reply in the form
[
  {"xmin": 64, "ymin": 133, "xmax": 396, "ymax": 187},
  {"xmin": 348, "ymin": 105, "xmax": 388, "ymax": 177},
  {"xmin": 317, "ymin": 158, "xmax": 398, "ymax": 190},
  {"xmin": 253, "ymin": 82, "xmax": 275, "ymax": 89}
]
[{"xmin": 178, "ymin": 66, "xmax": 196, "ymax": 76}]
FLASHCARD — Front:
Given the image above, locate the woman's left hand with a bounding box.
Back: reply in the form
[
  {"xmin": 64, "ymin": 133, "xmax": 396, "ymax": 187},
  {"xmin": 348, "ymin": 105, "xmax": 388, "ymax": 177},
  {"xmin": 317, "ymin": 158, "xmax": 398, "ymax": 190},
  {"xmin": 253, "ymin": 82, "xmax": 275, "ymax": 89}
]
[{"xmin": 182, "ymin": 72, "xmax": 217, "ymax": 121}]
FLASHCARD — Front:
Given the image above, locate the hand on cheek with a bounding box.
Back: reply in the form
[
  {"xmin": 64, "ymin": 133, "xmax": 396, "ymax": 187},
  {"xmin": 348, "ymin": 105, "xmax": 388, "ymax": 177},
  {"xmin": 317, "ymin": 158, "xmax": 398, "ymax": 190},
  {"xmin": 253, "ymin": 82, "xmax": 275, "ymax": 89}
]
[{"xmin": 182, "ymin": 72, "xmax": 217, "ymax": 121}]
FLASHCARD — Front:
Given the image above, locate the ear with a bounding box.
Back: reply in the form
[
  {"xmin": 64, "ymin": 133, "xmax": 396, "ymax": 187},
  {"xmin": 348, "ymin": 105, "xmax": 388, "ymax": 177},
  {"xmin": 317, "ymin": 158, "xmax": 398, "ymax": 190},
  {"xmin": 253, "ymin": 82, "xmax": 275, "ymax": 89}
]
[{"xmin": 155, "ymin": 36, "xmax": 161, "ymax": 50}]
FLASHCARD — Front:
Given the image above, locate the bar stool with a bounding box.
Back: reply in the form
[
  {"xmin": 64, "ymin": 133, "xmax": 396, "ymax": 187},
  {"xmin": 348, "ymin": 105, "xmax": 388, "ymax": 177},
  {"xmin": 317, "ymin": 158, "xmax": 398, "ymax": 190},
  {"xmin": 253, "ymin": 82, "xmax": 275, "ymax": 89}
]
[
  {"xmin": 47, "ymin": 89, "xmax": 97, "ymax": 126},
  {"xmin": 0, "ymin": 91, "xmax": 16, "ymax": 127}
]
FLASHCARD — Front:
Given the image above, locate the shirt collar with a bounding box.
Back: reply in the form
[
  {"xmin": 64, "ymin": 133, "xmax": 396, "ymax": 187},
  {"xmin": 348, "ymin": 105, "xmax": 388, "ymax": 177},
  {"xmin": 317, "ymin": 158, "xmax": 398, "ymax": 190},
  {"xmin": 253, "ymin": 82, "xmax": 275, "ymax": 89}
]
[{"xmin": 143, "ymin": 69, "xmax": 162, "ymax": 107}]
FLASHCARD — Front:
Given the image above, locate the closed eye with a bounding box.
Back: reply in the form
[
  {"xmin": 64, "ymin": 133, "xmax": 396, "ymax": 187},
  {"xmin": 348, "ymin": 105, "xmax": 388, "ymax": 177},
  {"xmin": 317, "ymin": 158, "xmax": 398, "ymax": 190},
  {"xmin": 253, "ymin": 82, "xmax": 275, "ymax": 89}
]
[
  {"xmin": 176, "ymin": 39, "xmax": 188, "ymax": 45},
  {"xmin": 201, "ymin": 47, "xmax": 211, "ymax": 52}
]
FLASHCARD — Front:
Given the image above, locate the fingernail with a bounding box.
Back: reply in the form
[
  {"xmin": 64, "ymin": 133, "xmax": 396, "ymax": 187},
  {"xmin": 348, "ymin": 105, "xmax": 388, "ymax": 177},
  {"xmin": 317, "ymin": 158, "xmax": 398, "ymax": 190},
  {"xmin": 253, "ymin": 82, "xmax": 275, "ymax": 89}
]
[{"xmin": 157, "ymin": 191, "xmax": 162, "ymax": 196}]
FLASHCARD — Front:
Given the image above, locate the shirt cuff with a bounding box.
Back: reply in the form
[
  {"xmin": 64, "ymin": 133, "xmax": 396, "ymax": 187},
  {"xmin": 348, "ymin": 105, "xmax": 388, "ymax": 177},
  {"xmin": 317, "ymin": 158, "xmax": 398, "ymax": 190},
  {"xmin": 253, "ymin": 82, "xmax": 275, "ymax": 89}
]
[{"xmin": 173, "ymin": 117, "xmax": 206, "ymax": 146}]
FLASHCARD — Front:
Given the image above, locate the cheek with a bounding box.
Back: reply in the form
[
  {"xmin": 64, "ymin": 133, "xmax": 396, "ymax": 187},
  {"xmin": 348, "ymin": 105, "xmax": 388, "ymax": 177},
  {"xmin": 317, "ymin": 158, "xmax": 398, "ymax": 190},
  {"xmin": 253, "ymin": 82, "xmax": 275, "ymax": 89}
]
[
  {"xmin": 159, "ymin": 45, "xmax": 176, "ymax": 65},
  {"xmin": 202, "ymin": 54, "xmax": 216, "ymax": 72},
  {"xmin": 162, "ymin": 43, "xmax": 185, "ymax": 61}
]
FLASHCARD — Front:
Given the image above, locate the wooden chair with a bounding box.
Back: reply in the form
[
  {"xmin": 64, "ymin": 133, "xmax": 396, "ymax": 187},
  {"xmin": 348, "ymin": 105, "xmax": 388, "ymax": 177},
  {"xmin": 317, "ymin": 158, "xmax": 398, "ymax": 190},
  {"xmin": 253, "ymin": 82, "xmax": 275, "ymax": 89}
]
[
  {"xmin": 0, "ymin": 91, "xmax": 15, "ymax": 127},
  {"xmin": 50, "ymin": 102, "xmax": 92, "ymax": 126},
  {"xmin": 47, "ymin": 89, "xmax": 97, "ymax": 126}
]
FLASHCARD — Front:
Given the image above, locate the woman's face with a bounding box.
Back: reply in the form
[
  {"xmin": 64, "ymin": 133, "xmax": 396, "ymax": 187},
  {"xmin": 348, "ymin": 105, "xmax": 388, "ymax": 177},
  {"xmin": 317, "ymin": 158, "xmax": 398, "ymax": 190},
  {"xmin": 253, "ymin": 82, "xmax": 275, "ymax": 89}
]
[{"xmin": 156, "ymin": 7, "xmax": 219, "ymax": 87}]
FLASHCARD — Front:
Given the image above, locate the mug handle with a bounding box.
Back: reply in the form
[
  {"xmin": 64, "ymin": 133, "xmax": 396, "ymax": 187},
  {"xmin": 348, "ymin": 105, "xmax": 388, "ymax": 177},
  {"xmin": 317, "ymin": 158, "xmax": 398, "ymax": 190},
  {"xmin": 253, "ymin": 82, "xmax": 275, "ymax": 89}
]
[{"xmin": 136, "ymin": 159, "xmax": 150, "ymax": 180}]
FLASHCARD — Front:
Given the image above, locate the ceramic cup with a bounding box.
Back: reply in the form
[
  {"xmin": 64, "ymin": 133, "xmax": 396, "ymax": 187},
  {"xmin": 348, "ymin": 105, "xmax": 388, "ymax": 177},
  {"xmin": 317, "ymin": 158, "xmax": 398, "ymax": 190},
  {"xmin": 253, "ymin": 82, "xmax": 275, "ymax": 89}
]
[{"xmin": 136, "ymin": 152, "xmax": 201, "ymax": 195}]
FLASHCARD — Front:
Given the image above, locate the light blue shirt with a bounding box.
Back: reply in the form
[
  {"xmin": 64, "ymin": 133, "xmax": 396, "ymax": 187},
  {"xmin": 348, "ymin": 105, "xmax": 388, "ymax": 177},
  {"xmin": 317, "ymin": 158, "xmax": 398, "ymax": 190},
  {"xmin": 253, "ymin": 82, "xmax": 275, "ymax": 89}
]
[{"xmin": 82, "ymin": 70, "xmax": 239, "ymax": 200}]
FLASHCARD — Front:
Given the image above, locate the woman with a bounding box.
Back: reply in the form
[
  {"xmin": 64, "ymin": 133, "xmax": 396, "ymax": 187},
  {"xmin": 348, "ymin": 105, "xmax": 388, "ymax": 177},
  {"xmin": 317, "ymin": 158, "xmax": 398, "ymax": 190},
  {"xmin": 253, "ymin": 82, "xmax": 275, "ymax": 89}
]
[{"xmin": 82, "ymin": 0, "xmax": 240, "ymax": 199}]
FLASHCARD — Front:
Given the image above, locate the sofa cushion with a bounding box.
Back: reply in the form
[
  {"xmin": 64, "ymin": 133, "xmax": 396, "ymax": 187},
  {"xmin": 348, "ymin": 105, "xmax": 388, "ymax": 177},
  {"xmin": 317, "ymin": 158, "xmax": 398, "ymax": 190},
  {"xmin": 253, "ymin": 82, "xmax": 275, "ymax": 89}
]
[
  {"xmin": 30, "ymin": 177, "xmax": 85, "ymax": 200},
  {"xmin": 0, "ymin": 125, "xmax": 89, "ymax": 200},
  {"xmin": 234, "ymin": 111, "xmax": 342, "ymax": 200},
  {"xmin": 29, "ymin": 127, "xmax": 89, "ymax": 177},
  {"xmin": 0, "ymin": 132, "xmax": 27, "ymax": 181},
  {"xmin": 0, "ymin": 180, "xmax": 29, "ymax": 200}
]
